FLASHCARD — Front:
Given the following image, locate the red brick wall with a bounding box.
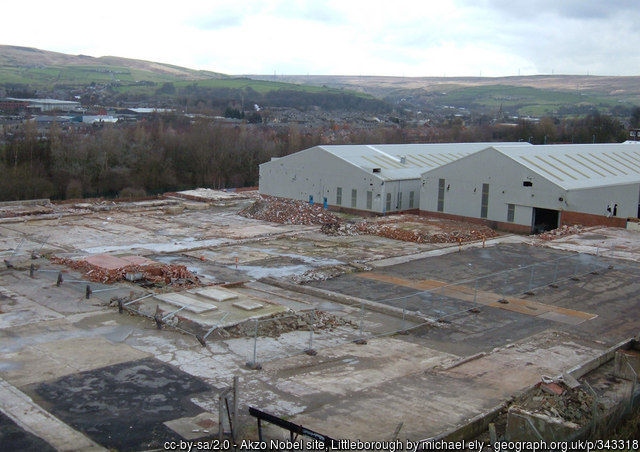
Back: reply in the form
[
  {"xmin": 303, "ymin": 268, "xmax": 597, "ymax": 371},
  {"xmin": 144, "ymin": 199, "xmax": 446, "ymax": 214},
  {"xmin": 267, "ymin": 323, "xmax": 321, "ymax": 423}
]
[
  {"xmin": 419, "ymin": 209, "xmax": 628, "ymax": 234},
  {"xmin": 560, "ymin": 211, "xmax": 627, "ymax": 228},
  {"xmin": 419, "ymin": 210, "xmax": 532, "ymax": 234}
]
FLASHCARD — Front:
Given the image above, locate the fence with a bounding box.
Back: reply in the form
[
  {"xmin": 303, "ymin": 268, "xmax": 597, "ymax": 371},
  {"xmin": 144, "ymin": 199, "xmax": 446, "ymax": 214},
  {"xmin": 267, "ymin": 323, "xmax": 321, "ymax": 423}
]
[
  {"xmin": 240, "ymin": 250, "xmax": 637, "ymax": 369},
  {"xmin": 511, "ymin": 351, "xmax": 640, "ymax": 442},
  {"xmin": 8, "ymin": 246, "xmax": 639, "ymax": 371}
]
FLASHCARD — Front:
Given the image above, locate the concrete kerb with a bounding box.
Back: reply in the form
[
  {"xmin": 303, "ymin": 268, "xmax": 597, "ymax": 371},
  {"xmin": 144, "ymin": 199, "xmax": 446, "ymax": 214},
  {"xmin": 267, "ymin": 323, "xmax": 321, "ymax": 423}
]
[
  {"xmin": 369, "ymin": 234, "xmax": 529, "ymax": 268},
  {"xmin": 566, "ymin": 337, "xmax": 638, "ymax": 380},
  {"xmin": 259, "ymin": 277, "xmax": 434, "ymax": 325},
  {"xmin": 419, "ymin": 400, "xmax": 509, "ymax": 445},
  {"xmin": 0, "ymin": 198, "xmax": 50, "ymax": 207},
  {"xmin": 0, "ymin": 377, "xmax": 105, "ymax": 451},
  {"xmin": 441, "ymin": 352, "xmax": 488, "ymax": 370}
]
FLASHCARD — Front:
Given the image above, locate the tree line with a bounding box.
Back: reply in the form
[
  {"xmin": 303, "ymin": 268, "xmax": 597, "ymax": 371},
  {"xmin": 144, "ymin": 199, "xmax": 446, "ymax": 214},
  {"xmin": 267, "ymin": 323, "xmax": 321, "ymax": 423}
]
[{"xmin": 0, "ymin": 110, "xmax": 634, "ymax": 202}]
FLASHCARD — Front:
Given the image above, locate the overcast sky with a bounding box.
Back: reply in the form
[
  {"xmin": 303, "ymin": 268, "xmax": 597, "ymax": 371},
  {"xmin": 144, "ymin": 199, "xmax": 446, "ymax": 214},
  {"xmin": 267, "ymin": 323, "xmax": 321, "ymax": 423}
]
[{"xmin": 3, "ymin": 0, "xmax": 640, "ymax": 77}]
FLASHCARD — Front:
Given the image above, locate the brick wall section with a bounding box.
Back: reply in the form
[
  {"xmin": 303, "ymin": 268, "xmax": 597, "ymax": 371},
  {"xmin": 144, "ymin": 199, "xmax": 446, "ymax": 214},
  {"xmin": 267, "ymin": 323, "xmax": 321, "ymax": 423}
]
[
  {"xmin": 420, "ymin": 209, "xmax": 628, "ymax": 234},
  {"xmin": 419, "ymin": 210, "xmax": 531, "ymax": 234},
  {"xmin": 560, "ymin": 211, "xmax": 627, "ymax": 228}
]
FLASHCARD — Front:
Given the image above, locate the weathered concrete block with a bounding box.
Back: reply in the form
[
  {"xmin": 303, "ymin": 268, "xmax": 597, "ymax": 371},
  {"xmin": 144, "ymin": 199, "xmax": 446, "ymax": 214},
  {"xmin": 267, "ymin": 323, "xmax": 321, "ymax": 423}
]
[
  {"xmin": 505, "ymin": 406, "xmax": 580, "ymax": 441},
  {"xmin": 613, "ymin": 348, "xmax": 640, "ymax": 381}
]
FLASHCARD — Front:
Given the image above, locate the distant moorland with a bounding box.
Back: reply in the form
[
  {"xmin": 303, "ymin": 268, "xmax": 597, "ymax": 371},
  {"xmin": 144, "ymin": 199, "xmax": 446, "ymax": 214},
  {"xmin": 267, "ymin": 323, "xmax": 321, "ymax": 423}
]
[{"xmin": 1, "ymin": 45, "xmax": 639, "ymax": 202}]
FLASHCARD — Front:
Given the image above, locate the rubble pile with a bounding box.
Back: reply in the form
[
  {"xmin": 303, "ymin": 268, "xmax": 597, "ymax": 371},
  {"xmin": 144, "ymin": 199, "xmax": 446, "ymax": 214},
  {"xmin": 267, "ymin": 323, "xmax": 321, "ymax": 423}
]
[
  {"xmin": 514, "ymin": 380, "xmax": 603, "ymax": 426},
  {"xmin": 239, "ymin": 196, "xmax": 340, "ymax": 225},
  {"xmin": 213, "ymin": 310, "xmax": 357, "ymax": 339},
  {"xmin": 240, "ymin": 197, "xmax": 498, "ymax": 243},
  {"xmin": 0, "ymin": 205, "xmax": 54, "ymax": 218},
  {"xmin": 50, "ymin": 256, "xmax": 201, "ymax": 288},
  {"xmin": 324, "ymin": 216, "xmax": 499, "ymax": 244},
  {"xmin": 291, "ymin": 263, "xmax": 371, "ymax": 284},
  {"xmin": 537, "ymin": 224, "xmax": 587, "ymax": 240}
]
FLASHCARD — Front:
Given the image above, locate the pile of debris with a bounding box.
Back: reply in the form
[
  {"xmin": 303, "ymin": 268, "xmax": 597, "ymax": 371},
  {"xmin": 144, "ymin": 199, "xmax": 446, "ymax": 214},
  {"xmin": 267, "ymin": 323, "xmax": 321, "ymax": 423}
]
[
  {"xmin": 513, "ymin": 377, "xmax": 603, "ymax": 426},
  {"xmin": 537, "ymin": 224, "xmax": 587, "ymax": 241},
  {"xmin": 291, "ymin": 263, "xmax": 371, "ymax": 284},
  {"xmin": 324, "ymin": 216, "xmax": 499, "ymax": 244},
  {"xmin": 204, "ymin": 310, "xmax": 358, "ymax": 339},
  {"xmin": 0, "ymin": 199, "xmax": 58, "ymax": 219},
  {"xmin": 240, "ymin": 197, "xmax": 498, "ymax": 244},
  {"xmin": 239, "ymin": 195, "xmax": 340, "ymax": 225},
  {"xmin": 51, "ymin": 256, "xmax": 201, "ymax": 288}
]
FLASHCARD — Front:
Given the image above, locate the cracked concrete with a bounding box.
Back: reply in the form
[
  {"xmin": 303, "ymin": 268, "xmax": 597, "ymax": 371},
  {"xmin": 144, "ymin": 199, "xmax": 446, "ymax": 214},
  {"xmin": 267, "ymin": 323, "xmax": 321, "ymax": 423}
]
[{"xmin": 0, "ymin": 192, "xmax": 639, "ymax": 448}]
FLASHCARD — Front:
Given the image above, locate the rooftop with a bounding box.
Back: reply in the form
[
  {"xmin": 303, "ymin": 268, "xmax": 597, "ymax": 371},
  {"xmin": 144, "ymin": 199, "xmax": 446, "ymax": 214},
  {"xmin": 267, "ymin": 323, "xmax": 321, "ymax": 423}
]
[
  {"xmin": 494, "ymin": 142, "xmax": 640, "ymax": 190},
  {"xmin": 313, "ymin": 142, "xmax": 532, "ymax": 180}
]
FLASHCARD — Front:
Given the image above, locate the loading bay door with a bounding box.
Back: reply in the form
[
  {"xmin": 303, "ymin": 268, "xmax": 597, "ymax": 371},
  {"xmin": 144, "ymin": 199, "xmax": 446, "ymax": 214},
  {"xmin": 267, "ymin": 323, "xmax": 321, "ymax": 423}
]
[{"xmin": 532, "ymin": 208, "xmax": 559, "ymax": 234}]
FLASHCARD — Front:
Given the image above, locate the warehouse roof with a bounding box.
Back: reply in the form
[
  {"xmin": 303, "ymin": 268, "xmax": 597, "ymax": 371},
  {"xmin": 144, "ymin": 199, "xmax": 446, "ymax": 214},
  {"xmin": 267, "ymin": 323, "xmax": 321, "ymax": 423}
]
[
  {"xmin": 493, "ymin": 142, "xmax": 640, "ymax": 190},
  {"xmin": 316, "ymin": 142, "xmax": 531, "ymax": 181}
]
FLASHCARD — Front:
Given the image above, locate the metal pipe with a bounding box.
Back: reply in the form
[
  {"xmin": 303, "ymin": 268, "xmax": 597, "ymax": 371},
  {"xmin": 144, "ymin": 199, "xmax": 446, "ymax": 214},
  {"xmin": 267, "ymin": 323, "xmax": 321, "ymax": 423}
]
[
  {"xmin": 124, "ymin": 293, "xmax": 154, "ymax": 306},
  {"xmin": 162, "ymin": 305, "xmax": 187, "ymax": 321},
  {"xmin": 203, "ymin": 313, "xmax": 230, "ymax": 340}
]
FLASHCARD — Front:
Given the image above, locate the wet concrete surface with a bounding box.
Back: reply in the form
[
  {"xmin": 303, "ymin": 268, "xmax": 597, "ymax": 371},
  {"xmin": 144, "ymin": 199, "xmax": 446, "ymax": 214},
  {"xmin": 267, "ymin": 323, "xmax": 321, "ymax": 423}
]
[
  {"xmin": 27, "ymin": 358, "xmax": 211, "ymax": 452},
  {"xmin": 0, "ymin": 411, "xmax": 56, "ymax": 452},
  {"xmin": 308, "ymin": 242, "xmax": 640, "ymax": 354},
  {"xmin": 1, "ymin": 197, "xmax": 639, "ymax": 446}
]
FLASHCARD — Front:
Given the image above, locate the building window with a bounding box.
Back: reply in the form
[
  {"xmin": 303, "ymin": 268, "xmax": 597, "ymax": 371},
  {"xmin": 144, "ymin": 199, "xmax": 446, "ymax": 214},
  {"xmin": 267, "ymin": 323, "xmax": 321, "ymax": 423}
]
[
  {"xmin": 437, "ymin": 178, "xmax": 445, "ymax": 212},
  {"xmin": 481, "ymin": 183, "xmax": 489, "ymax": 218},
  {"xmin": 397, "ymin": 192, "xmax": 402, "ymax": 210},
  {"xmin": 336, "ymin": 187, "xmax": 342, "ymax": 205},
  {"xmin": 351, "ymin": 189, "xmax": 357, "ymax": 208},
  {"xmin": 507, "ymin": 203, "xmax": 515, "ymax": 222},
  {"xmin": 386, "ymin": 193, "xmax": 392, "ymax": 212},
  {"xmin": 366, "ymin": 191, "xmax": 373, "ymax": 210},
  {"xmin": 409, "ymin": 191, "xmax": 415, "ymax": 209}
]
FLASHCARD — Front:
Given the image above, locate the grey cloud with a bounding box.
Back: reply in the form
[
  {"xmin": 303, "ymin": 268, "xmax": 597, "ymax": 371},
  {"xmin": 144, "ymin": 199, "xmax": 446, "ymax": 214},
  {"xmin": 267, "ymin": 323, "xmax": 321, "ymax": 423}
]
[
  {"xmin": 444, "ymin": 0, "xmax": 640, "ymax": 75},
  {"xmin": 460, "ymin": 0, "xmax": 640, "ymax": 20}
]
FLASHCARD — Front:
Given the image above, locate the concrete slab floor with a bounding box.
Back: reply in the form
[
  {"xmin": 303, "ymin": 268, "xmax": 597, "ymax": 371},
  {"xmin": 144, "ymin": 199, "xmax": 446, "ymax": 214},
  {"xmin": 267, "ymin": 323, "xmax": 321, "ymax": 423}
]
[
  {"xmin": 0, "ymin": 196, "xmax": 639, "ymax": 448},
  {"xmin": 0, "ymin": 410, "xmax": 57, "ymax": 452}
]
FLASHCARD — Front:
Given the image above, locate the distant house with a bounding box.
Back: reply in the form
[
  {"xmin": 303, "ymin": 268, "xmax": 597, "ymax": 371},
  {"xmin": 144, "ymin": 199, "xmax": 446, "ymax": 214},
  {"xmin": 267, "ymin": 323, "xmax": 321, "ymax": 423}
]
[
  {"xmin": 0, "ymin": 98, "xmax": 30, "ymax": 114},
  {"xmin": 258, "ymin": 142, "xmax": 530, "ymax": 214},
  {"xmin": 5, "ymin": 97, "xmax": 82, "ymax": 113},
  {"xmin": 420, "ymin": 143, "xmax": 640, "ymax": 233},
  {"xmin": 80, "ymin": 115, "xmax": 118, "ymax": 124}
]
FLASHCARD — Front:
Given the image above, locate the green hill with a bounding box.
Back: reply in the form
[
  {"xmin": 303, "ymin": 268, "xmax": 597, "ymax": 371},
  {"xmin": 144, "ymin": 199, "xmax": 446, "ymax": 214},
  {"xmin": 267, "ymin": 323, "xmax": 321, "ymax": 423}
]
[
  {"xmin": 2, "ymin": 45, "xmax": 639, "ymax": 118},
  {"xmin": 250, "ymin": 74, "xmax": 640, "ymax": 118},
  {"xmin": 0, "ymin": 45, "xmax": 387, "ymax": 113}
]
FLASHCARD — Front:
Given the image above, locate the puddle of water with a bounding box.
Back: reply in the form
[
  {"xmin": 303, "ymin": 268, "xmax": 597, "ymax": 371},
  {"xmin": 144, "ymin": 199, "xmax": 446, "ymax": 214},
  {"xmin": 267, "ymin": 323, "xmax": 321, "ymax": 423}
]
[
  {"xmin": 83, "ymin": 238, "xmax": 227, "ymax": 254},
  {"xmin": 233, "ymin": 264, "xmax": 312, "ymax": 279},
  {"xmin": 0, "ymin": 361, "xmax": 21, "ymax": 371}
]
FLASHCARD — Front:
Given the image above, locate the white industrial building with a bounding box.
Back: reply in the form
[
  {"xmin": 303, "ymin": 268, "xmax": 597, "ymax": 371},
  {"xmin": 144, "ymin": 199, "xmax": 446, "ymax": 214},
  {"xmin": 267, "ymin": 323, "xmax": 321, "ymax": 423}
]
[
  {"xmin": 420, "ymin": 143, "xmax": 640, "ymax": 233},
  {"xmin": 6, "ymin": 97, "xmax": 82, "ymax": 112},
  {"xmin": 259, "ymin": 143, "xmax": 530, "ymax": 214}
]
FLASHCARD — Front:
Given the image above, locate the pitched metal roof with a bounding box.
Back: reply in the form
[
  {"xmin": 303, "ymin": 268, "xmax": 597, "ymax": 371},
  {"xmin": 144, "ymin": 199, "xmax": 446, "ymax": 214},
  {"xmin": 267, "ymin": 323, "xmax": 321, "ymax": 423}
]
[
  {"xmin": 492, "ymin": 142, "xmax": 640, "ymax": 190},
  {"xmin": 317, "ymin": 142, "xmax": 531, "ymax": 181}
]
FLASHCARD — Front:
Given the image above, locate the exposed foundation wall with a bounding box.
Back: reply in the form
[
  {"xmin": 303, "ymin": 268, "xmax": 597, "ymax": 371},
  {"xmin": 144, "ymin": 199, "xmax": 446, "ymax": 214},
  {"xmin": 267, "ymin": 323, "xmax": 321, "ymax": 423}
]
[
  {"xmin": 433, "ymin": 338, "xmax": 640, "ymax": 443},
  {"xmin": 0, "ymin": 199, "xmax": 50, "ymax": 207}
]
